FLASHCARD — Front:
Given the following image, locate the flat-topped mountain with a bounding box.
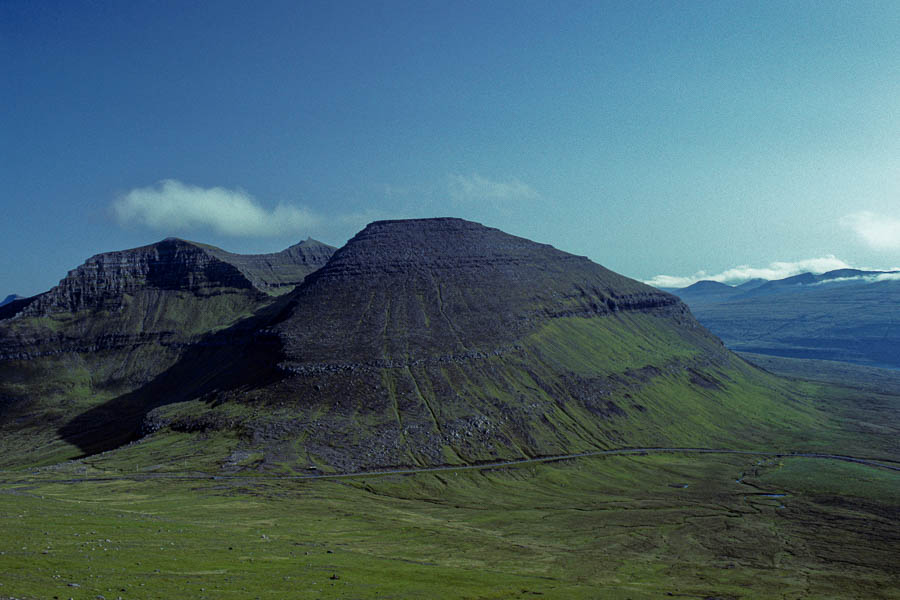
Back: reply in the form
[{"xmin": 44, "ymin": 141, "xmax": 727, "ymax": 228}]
[
  {"xmin": 2, "ymin": 219, "xmax": 814, "ymax": 471},
  {"xmin": 187, "ymin": 218, "xmax": 805, "ymax": 471},
  {"xmin": 274, "ymin": 218, "xmax": 680, "ymax": 364}
]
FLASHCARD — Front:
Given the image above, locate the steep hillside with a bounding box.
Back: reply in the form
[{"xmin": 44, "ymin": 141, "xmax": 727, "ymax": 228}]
[
  {"xmin": 0, "ymin": 238, "xmax": 334, "ymax": 461},
  {"xmin": 107, "ymin": 218, "xmax": 817, "ymax": 473}
]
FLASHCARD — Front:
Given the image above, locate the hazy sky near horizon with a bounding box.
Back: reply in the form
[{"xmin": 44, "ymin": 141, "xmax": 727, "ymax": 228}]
[{"xmin": 3, "ymin": 0, "xmax": 899, "ymax": 296}]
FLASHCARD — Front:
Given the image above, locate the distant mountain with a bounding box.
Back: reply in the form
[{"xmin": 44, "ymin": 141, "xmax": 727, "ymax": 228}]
[
  {"xmin": 669, "ymin": 269, "xmax": 900, "ymax": 369},
  {"xmin": 1, "ymin": 218, "xmax": 812, "ymax": 471},
  {"xmin": 735, "ymin": 278, "xmax": 767, "ymax": 291},
  {"xmin": 0, "ymin": 294, "xmax": 23, "ymax": 307},
  {"xmin": 740, "ymin": 269, "xmax": 891, "ymax": 297},
  {"xmin": 673, "ymin": 280, "xmax": 743, "ymax": 305}
]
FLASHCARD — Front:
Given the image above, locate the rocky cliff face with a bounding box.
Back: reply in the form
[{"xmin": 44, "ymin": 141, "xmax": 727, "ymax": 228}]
[
  {"xmin": 21, "ymin": 239, "xmax": 257, "ymax": 316},
  {"xmin": 0, "ymin": 237, "xmax": 333, "ymax": 386},
  {"xmin": 5, "ymin": 238, "xmax": 336, "ymax": 320}
]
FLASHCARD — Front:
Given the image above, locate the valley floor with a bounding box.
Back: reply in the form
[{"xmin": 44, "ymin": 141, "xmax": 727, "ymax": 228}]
[
  {"xmin": 1, "ymin": 357, "xmax": 898, "ymax": 600},
  {"xmin": 1, "ymin": 450, "xmax": 898, "ymax": 600}
]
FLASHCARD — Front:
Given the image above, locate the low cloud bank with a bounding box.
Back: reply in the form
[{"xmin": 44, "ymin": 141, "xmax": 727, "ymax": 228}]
[
  {"xmin": 113, "ymin": 180, "xmax": 320, "ymax": 237},
  {"xmin": 841, "ymin": 211, "xmax": 900, "ymax": 251},
  {"xmin": 811, "ymin": 272, "xmax": 900, "ymax": 286},
  {"xmin": 645, "ymin": 256, "xmax": 853, "ymax": 288}
]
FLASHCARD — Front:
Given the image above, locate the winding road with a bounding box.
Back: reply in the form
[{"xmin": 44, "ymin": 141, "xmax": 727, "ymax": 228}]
[{"xmin": 0, "ymin": 447, "xmax": 897, "ymax": 486}]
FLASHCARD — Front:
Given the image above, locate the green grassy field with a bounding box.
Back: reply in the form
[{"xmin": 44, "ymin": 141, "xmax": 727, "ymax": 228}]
[
  {"xmin": 1, "ymin": 449, "xmax": 897, "ymax": 600},
  {"xmin": 739, "ymin": 352, "xmax": 900, "ymax": 395}
]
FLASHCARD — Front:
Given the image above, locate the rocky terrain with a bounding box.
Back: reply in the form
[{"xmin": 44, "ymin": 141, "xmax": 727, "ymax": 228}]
[{"xmin": 202, "ymin": 237, "xmax": 337, "ymax": 294}]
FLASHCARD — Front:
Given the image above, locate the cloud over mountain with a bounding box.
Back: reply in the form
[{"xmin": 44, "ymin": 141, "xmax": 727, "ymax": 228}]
[
  {"xmin": 113, "ymin": 179, "xmax": 320, "ymax": 237},
  {"xmin": 645, "ymin": 256, "xmax": 854, "ymax": 288}
]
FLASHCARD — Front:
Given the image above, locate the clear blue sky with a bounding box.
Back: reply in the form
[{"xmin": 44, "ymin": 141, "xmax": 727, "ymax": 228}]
[{"xmin": 3, "ymin": 0, "xmax": 899, "ymax": 295}]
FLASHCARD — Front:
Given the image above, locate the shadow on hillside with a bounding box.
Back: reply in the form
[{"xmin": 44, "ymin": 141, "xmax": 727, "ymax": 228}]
[{"xmin": 57, "ymin": 302, "xmax": 291, "ymax": 458}]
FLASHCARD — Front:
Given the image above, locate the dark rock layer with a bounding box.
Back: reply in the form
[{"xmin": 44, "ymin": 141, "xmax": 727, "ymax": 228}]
[{"xmin": 21, "ymin": 238, "xmax": 255, "ymax": 316}]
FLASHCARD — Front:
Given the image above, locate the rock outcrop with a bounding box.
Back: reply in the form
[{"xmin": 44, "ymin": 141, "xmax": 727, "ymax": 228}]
[{"xmin": 20, "ymin": 239, "xmax": 256, "ymax": 316}]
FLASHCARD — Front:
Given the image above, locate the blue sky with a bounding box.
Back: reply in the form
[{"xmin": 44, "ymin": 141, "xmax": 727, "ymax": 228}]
[{"xmin": 2, "ymin": 0, "xmax": 899, "ymax": 295}]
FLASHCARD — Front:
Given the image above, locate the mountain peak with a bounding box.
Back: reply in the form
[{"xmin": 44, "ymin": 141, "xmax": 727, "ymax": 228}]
[
  {"xmin": 275, "ymin": 217, "xmax": 681, "ymax": 366},
  {"xmin": 11, "ymin": 236, "xmax": 336, "ymax": 318},
  {"xmin": 683, "ymin": 280, "xmax": 735, "ymax": 292}
]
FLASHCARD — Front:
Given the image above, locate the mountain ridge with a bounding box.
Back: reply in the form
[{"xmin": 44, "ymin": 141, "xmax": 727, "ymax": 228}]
[
  {"xmin": 668, "ymin": 269, "xmax": 900, "ymax": 368},
  {"xmin": 0, "ymin": 294, "xmax": 23, "ymax": 307}
]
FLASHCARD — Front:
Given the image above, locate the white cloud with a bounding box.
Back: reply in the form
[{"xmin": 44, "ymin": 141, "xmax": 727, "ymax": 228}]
[
  {"xmin": 812, "ymin": 271, "xmax": 900, "ymax": 285},
  {"xmin": 447, "ymin": 174, "xmax": 538, "ymax": 204},
  {"xmin": 644, "ymin": 256, "xmax": 854, "ymax": 288},
  {"xmin": 113, "ymin": 179, "xmax": 320, "ymax": 237},
  {"xmin": 841, "ymin": 211, "xmax": 900, "ymax": 250}
]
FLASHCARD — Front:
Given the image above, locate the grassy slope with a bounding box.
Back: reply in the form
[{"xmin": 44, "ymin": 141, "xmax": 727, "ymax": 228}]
[
  {"xmin": 1, "ymin": 262, "xmax": 898, "ymax": 597},
  {"xmin": 0, "ymin": 312, "xmax": 855, "ymax": 475},
  {"xmin": 0, "ymin": 452, "xmax": 897, "ymax": 599}
]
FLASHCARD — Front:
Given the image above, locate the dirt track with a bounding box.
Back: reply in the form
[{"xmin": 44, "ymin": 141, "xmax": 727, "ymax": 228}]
[{"xmin": 1, "ymin": 446, "xmax": 897, "ymax": 486}]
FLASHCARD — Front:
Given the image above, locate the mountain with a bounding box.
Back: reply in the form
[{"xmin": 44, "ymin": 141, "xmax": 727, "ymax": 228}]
[
  {"xmin": 673, "ymin": 280, "xmax": 743, "ymax": 305},
  {"xmin": 200, "ymin": 237, "xmax": 337, "ymax": 294},
  {"xmin": 0, "ymin": 237, "xmax": 335, "ymax": 461},
  {"xmin": 52, "ymin": 218, "xmax": 819, "ymax": 472},
  {"xmin": 735, "ymin": 278, "xmax": 766, "ymax": 291},
  {"xmin": 669, "ymin": 269, "xmax": 900, "ymax": 368},
  {"xmin": 0, "ymin": 237, "xmax": 335, "ymax": 355},
  {"xmin": 1, "ymin": 219, "xmax": 816, "ymax": 471},
  {"xmin": 0, "ymin": 294, "xmax": 23, "ymax": 307}
]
